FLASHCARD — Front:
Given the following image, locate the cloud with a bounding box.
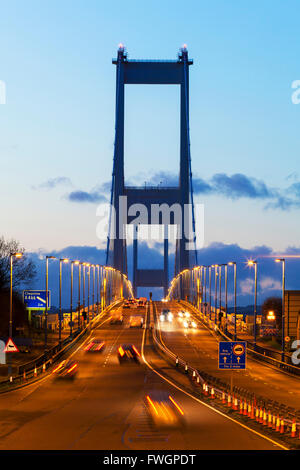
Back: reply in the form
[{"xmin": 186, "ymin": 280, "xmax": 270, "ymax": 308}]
[
  {"xmin": 67, "ymin": 190, "xmax": 107, "ymax": 203},
  {"xmin": 211, "ymin": 173, "xmax": 274, "ymax": 200},
  {"xmin": 32, "ymin": 176, "xmax": 72, "ymax": 190}
]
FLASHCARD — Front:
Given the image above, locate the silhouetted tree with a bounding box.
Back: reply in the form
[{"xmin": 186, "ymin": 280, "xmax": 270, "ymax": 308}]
[
  {"xmin": 0, "ymin": 237, "xmax": 36, "ymax": 291},
  {"xmin": 262, "ymin": 296, "xmax": 282, "ymax": 330}
]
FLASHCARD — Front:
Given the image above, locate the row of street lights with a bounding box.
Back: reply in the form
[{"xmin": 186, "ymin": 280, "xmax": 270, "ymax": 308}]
[
  {"xmin": 168, "ymin": 258, "xmax": 287, "ymax": 361},
  {"xmin": 44, "ymin": 257, "xmax": 131, "ymax": 352}
]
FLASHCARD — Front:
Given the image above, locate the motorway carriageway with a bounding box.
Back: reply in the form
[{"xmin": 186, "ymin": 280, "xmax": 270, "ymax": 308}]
[
  {"xmin": 156, "ymin": 302, "xmax": 300, "ymax": 410},
  {"xmin": 0, "ymin": 303, "xmax": 286, "ymax": 450}
]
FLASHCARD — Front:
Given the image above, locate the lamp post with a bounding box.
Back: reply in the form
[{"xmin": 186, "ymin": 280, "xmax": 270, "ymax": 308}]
[
  {"xmin": 59, "ymin": 258, "xmax": 69, "ymax": 347},
  {"xmin": 224, "ymin": 264, "xmax": 228, "ymax": 333},
  {"xmin": 96, "ymin": 265, "xmax": 100, "ymax": 315},
  {"xmin": 218, "ymin": 265, "xmax": 222, "ymax": 327},
  {"xmin": 8, "ymin": 252, "xmax": 23, "ymax": 376},
  {"xmin": 203, "ymin": 266, "xmax": 207, "ymax": 315},
  {"xmin": 70, "ymin": 261, "xmax": 79, "ymax": 338},
  {"xmin": 78, "ymin": 262, "xmax": 82, "ymax": 329},
  {"xmin": 248, "ymin": 260, "xmax": 258, "ymax": 350},
  {"xmin": 209, "ymin": 265, "xmax": 212, "ymax": 319},
  {"xmin": 228, "ymin": 262, "xmax": 237, "ymax": 339},
  {"xmin": 275, "ymin": 258, "xmax": 286, "ymax": 362},
  {"xmin": 213, "ymin": 265, "xmax": 219, "ymax": 324},
  {"xmin": 45, "ymin": 255, "xmax": 56, "ymax": 352},
  {"xmin": 82, "ymin": 263, "xmax": 87, "ymax": 323},
  {"xmin": 92, "ymin": 265, "xmax": 95, "ymax": 319},
  {"xmin": 87, "ymin": 264, "xmax": 91, "ymax": 323}
]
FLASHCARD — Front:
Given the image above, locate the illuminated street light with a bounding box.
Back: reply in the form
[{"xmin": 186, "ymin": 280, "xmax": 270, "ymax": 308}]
[
  {"xmin": 59, "ymin": 258, "xmax": 69, "ymax": 346},
  {"xmin": 70, "ymin": 261, "xmax": 79, "ymax": 337},
  {"xmin": 45, "ymin": 256, "xmax": 57, "ymax": 352},
  {"xmin": 275, "ymin": 258, "xmax": 286, "ymax": 361},
  {"xmin": 248, "ymin": 260, "xmax": 258, "ymax": 350},
  {"xmin": 228, "ymin": 262, "xmax": 237, "ymax": 340},
  {"xmin": 8, "ymin": 252, "xmax": 23, "ymax": 376},
  {"xmin": 267, "ymin": 310, "xmax": 276, "ymax": 321}
]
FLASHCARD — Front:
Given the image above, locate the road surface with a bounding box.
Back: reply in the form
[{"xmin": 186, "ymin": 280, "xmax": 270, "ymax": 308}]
[{"xmin": 0, "ymin": 303, "xmax": 285, "ymax": 450}]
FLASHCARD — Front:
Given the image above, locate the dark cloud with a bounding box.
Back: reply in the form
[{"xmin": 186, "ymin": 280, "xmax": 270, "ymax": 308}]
[
  {"xmin": 211, "ymin": 173, "xmax": 273, "ymax": 199},
  {"xmin": 32, "ymin": 176, "xmax": 72, "ymax": 190},
  {"xmin": 67, "ymin": 190, "xmax": 107, "ymax": 203}
]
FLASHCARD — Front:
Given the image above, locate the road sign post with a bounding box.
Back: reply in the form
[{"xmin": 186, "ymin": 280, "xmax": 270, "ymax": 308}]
[
  {"xmin": 23, "ymin": 290, "xmax": 51, "ymax": 310},
  {"xmin": 218, "ymin": 341, "xmax": 246, "ymax": 370}
]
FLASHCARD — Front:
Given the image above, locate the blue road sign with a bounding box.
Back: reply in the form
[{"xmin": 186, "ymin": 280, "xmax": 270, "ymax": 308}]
[
  {"xmin": 218, "ymin": 341, "xmax": 246, "ymax": 370},
  {"xmin": 23, "ymin": 290, "xmax": 51, "ymax": 310}
]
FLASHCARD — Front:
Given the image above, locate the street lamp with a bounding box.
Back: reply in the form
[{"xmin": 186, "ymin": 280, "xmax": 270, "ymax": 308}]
[
  {"xmin": 248, "ymin": 260, "xmax": 258, "ymax": 350},
  {"xmin": 8, "ymin": 252, "xmax": 23, "ymax": 376},
  {"xmin": 91, "ymin": 265, "xmax": 95, "ymax": 319},
  {"xmin": 212, "ymin": 265, "xmax": 219, "ymax": 324},
  {"xmin": 70, "ymin": 261, "xmax": 79, "ymax": 337},
  {"xmin": 45, "ymin": 255, "xmax": 56, "ymax": 352},
  {"xmin": 209, "ymin": 265, "xmax": 212, "ymax": 319},
  {"xmin": 96, "ymin": 265, "xmax": 100, "ymax": 315},
  {"xmin": 77, "ymin": 262, "xmax": 82, "ymax": 329},
  {"xmin": 59, "ymin": 258, "xmax": 69, "ymax": 346},
  {"xmin": 87, "ymin": 264, "xmax": 91, "ymax": 323},
  {"xmin": 275, "ymin": 258, "xmax": 286, "ymax": 362},
  {"xmin": 228, "ymin": 262, "xmax": 237, "ymax": 339}
]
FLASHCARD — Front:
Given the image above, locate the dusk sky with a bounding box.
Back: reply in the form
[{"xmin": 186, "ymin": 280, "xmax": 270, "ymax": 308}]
[{"xmin": 1, "ymin": 0, "xmax": 300, "ymax": 303}]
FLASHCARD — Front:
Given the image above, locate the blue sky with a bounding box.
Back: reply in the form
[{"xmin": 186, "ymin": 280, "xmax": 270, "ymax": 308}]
[{"xmin": 1, "ymin": 0, "xmax": 300, "ymax": 302}]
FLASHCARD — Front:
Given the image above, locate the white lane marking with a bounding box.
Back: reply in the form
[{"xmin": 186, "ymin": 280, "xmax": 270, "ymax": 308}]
[{"xmin": 141, "ymin": 305, "xmax": 288, "ymax": 451}]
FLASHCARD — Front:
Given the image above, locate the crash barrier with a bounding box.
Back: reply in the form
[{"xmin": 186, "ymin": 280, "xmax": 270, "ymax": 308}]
[
  {"xmin": 151, "ymin": 303, "xmax": 300, "ymax": 444},
  {"xmin": 1, "ymin": 300, "xmax": 122, "ymax": 391},
  {"xmin": 180, "ymin": 301, "xmax": 300, "ymax": 377}
]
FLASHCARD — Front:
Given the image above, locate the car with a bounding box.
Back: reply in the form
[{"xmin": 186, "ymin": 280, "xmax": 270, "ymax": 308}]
[
  {"xmin": 118, "ymin": 344, "xmax": 140, "ymax": 364},
  {"xmin": 84, "ymin": 339, "xmax": 105, "ymax": 352},
  {"xmin": 145, "ymin": 391, "xmax": 185, "ymax": 428},
  {"xmin": 183, "ymin": 319, "xmax": 197, "ymax": 329},
  {"xmin": 110, "ymin": 314, "xmax": 123, "ymax": 324},
  {"xmin": 123, "ymin": 301, "xmax": 130, "ymax": 308},
  {"xmin": 129, "ymin": 315, "xmax": 144, "ymax": 328},
  {"xmin": 52, "ymin": 360, "xmax": 78, "ymax": 380},
  {"xmin": 160, "ymin": 309, "xmax": 173, "ymax": 322}
]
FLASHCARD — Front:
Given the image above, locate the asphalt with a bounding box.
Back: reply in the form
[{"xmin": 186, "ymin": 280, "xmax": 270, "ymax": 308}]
[
  {"xmin": 0, "ymin": 303, "xmax": 285, "ymax": 450},
  {"xmin": 157, "ymin": 301, "xmax": 300, "ymax": 410}
]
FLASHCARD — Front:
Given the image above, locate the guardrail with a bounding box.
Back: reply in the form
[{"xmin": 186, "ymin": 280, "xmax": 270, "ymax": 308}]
[
  {"xmin": 180, "ymin": 301, "xmax": 300, "ymax": 377},
  {"xmin": 150, "ymin": 302, "xmax": 300, "ymax": 446},
  {"xmin": 1, "ymin": 301, "xmax": 122, "ymax": 392}
]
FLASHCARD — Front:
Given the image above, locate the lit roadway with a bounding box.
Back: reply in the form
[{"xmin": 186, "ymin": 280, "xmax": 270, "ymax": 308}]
[
  {"xmin": 157, "ymin": 302, "xmax": 300, "ymax": 410},
  {"xmin": 0, "ymin": 303, "xmax": 285, "ymax": 450}
]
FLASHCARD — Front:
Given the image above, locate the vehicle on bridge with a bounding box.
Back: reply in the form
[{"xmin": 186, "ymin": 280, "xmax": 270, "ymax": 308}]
[
  {"xmin": 52, "ymin": 360, "xmax": 78, "ymax": 380},
  {"xmin": 85, "ymin": 339, "xmax": 106, "ymax": 353},
  {"xmin": 118, "ymin": 344, "xmax": 140, "ymax": 364},
  {"xmin": 129, "ymin": 315, "xmax": 144, "ymax": 328},
  {"xmin": 145, "ymin": 391, "xmax": 185, "ymax": 428},
  {"xmin": 160, "ymin": 309, "xmax": 173, "ymax": 323},
  {"xmin": 110, "ymin": 314, "xmax": 123, "ymax": 325},
  {"xmin": 138, "ymin": 297, "xmax": 147, "ymax": 307},
  {"xmin": 183, "ymin": 319, "xmax": 197, "ymax": 329}
]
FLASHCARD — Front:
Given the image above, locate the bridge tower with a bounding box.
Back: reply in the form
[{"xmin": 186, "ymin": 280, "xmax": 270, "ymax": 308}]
[{"xmin": 106, "ymin": 46, "xmax": 197, "ymax": 298}]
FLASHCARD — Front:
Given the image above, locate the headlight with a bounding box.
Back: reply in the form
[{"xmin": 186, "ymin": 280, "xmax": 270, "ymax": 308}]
[
  {"xmin": 178, "ymin": 312, "xmax": 183, "ymax": 317},
  {"xmin": 185, "ymin": 312, "xmax": 190, "ymax": 318},
  {"xmin": 168, "ymin": 313, "xmax": 173, "ymax": 322},
  {"xmin": 183, "ymin": 321, "xmax": 188, "ymax": 328},
  {"xmin": 160, "ymin": 314, "xmax": 164, "ymax": 321},
  {"xmin": 192, "ymin": 322, "xmax": 197, "ymax": 328}
]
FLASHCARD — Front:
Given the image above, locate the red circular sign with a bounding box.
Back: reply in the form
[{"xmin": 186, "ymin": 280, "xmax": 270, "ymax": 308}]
[{"xmin": 233, "ymin": 343, "xmax": 245, "ymax": 356}]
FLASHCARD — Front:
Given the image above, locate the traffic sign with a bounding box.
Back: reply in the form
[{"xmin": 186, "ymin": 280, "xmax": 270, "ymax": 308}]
[
  {"xmin": 218, "ymin": 341, "xmax": 246, "ymax": 370},
  {"xmin": 4, "ymin": 338, "xmax": 19, "ymax": 353},
  {"xmin": 23, "ymin": 290, "xmax": 51, "ymax": 310}
]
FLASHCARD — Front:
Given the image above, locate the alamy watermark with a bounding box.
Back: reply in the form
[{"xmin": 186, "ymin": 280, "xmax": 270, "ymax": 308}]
[
  {"xmin": 291, "ymin": 80, "xmax": 300, "ymax": 104},
  {"xmin": 96, "ymin": 197, "xmax": 204, "ymax": 250},
  {"xmin": 0, "ymin": 81, "xmax": 6, "ymax": 104}
]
